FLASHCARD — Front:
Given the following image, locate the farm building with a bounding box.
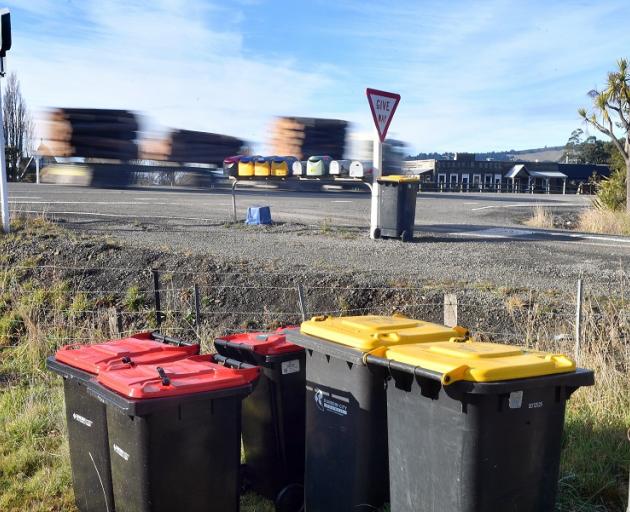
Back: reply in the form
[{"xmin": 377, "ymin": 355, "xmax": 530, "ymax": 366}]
[{"xmin": 402, "ymin": 153, "xmax": 609, "ymax": 193}]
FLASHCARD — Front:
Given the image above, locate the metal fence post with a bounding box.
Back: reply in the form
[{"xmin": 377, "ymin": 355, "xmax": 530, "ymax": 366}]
[
  {"xmin": 193, "ymin": 283, "xmax": 201, "ymax": 327},
  {"xmin": 574, "ymin": 279, "xmax": 583, "ymax": 362},
  {"xmin": 152, "ymin": 269, "xmax": 163, "ymax": 328},
  {"xmin": 297, "ymin": 284, "xmax": 308, "ymax": 322}
]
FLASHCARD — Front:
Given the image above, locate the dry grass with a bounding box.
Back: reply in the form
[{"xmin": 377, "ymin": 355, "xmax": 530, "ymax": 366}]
[
  {"xmin": 524, "ymin": 205, "xmax": 556, "ymax": 229},
  {"xmin": 577, "ymin": 208, "xmax": 630, "ymax": 236}
]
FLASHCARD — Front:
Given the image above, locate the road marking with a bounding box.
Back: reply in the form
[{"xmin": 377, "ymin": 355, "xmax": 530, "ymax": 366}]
[
  {"xmin": 331, "ymin": 200, "xmax": 353, "ymax": 203},
  {"xmin": 471, "ymin": 203, "xmax": 584, "ymax": 211},
  {"xmin": 17, "ymin": 210, "xmax": 217, "ymax": 222},
  {"xmin": 447, "ymin": 227, "xmax": 630, "ymax": 248},
  {"xmin": 9, "ymin": 201, "xmax": 189, "ymax": 206},
  {"xmin": 9, "ymin": 196, "xmax": 41, "ymax": 200}
]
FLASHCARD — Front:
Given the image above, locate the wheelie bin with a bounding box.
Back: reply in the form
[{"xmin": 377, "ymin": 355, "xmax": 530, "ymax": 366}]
[
  {"xmin": 285, "ymin": 315, "xmax": 467, "ymax": 511},
  {"xmin": 46, "ymin": 332, "xmax": 199, "ymax": 512},
  {"xmin": 238, "ymin": 156, "xmax": 256, "ymax": 177},
  {"xmin": 365, "ymin": 339, "xmax": 595, "ymax": 512},
  {"xmin": 90, "ymin": 354, "xmax": 259, "ymax": 512},
  {"xmin": 255, "ymin": 156, "xmax": 272, "ymax": 177},
  {"xmin": 375, "ymin": 175, "xmax": 419, "ymax": 242},
  {"xmin": 214, "ymin": 328, "xmax": 305, "ymax": 511}
]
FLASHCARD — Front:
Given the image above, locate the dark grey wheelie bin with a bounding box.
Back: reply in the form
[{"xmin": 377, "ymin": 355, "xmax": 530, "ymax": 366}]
[
  {"xmin": 46, "ymin": 332, "xmax": 198, "ymax": 512},
  {"xmin": 375, "ymin": 175, "xmax": 419, "ymax": 242},
  {"xmin": 214, "ymin": 328, "xmax": 306, "ymax": 512},
  {"xmin": 366, "ymin": 339, "xmax": 595, "ymax": 512},
  {"xmin": 90, "ymin": 354, "xmax": 259, "ymax": 512},
  {"xmin": 285, "ymin": 315, "xmax": 467, "ymax": 511}
]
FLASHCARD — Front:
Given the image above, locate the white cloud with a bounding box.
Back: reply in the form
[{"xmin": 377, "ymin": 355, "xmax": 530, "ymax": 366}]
[{"xmin": 8, "ymin": 0, "xmax": 338, "ymax": 148}]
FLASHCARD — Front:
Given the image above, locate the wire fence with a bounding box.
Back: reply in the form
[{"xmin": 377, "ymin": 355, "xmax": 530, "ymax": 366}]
[{"xmin": 0, "ymin": 263, "xmax": 628, "ymax": 363}]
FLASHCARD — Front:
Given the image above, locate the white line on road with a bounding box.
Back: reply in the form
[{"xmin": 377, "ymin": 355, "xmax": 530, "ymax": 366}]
[
  {"xmin": 331, "ymin": 200, "xmax": 353, "ymax": 203},
  {"xmin": 9, "ymin": 196, "xmax": 42, "ymax": 200},
  {"xmin": 471, "ymin": 203, "xmax": 585, "ymax": 211},
  {"xmin": 9, "ymin": 201, "xmax": 189, "ymax": 206},
  {"xmin": 17, "ymin": 210, "xmax": 217, "ymax": 222}
]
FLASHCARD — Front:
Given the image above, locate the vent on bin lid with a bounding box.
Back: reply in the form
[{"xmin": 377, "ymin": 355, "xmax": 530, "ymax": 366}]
[
  {"xmin": 384, "ymin": 341, "xmax": 576, "ymax": 383},
  {"xmin": 219, "ymin": 327, "xmax": 302, "ymax": 355},
  {"xmin": 54, "ymin": 332, "xmax": 198, "ymax": 375},
  {"xmin": 300, "ymin": 315, "xmax": 465, "ymax": 351},
  {"xmin": 96, "ymin": 355, "xmax": 259, "ymax": 399}
]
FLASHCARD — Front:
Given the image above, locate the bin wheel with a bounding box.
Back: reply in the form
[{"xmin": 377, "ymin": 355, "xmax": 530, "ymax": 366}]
[
  {"xmin": 401, "ymin": 230, "xmax": 412, "ymax": 242},
  {"xmin": 274, "ymin": 483, "xmax": 304, "ymax": 512},
  {"xmin": 373, "ymin": 228, "xmax": 381, "ymax": 239}
]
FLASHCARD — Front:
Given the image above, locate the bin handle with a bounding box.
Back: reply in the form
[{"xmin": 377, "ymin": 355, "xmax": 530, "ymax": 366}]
[
  {"xmin": 151, "ymin": 331, "xmax": 197, "ymax": 347},
  {"xmin": 156, "ymin": 367, "xmax": 171, "ymax": 386},
  {"xmin": 364, "ymin": 354, "xmax": 446, "ymax": 384},
  {"xmin": 59, "ymin": 343, "xmax": 84, "ymax": 351}
]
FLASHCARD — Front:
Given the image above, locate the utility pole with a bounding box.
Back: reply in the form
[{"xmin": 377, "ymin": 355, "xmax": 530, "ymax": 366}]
[{"xmin": 0, "ymin": 10, "xmax": 11, "ymax": 234}]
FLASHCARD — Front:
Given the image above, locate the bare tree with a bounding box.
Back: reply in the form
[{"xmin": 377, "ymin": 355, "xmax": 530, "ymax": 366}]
[
  {"xmin": 578, "ymin": 58, "xmax": 630, "ymax": 213},
  {"xmin": 2, "ymin": 72, "xmax": 34, "ymax": 181}
]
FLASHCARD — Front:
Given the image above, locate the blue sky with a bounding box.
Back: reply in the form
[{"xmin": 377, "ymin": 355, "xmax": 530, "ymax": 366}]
[{"xmin": 5, "ymin": 0, "xmax": 630, "ymax": 153}]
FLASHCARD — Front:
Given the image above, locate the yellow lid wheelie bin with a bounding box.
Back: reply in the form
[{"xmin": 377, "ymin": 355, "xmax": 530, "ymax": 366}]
[
  {"xmin": 238, "ymin": 156, "xmax": 256, "ymax": 177},
  {"xmin": 365, "ymin": 340, "xmax": 594, "ymax": 512},
  {"xmin": 285, "ymin": 315, "xmax": 466, "ymax": 511},
  {"xmin": 254, "ymin": 156, "xmax": 271, "ymax": 177}
]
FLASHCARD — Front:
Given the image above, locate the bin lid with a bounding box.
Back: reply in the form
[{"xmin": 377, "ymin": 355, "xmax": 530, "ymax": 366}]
[
  {"xmin": 219, "ymin": 328, "xmax": 302, "ymax": 355},
  {"xmin": 378, "ymin": 175, "xmax": 420, "ymax": 183},
  {"xmin": 384, "ymin": 340, "xmax": 576, "ymax": 383},
  {"xmin": 300, "ymin": 315, "xmax": 466, "ymax": 351},
  {"xmin": 96, "ymin": 355, "xmax": 259, "ymax": 399},
  {"xmin": 54, "ymin": 332, "xmax": 198, "ymax": 375}
]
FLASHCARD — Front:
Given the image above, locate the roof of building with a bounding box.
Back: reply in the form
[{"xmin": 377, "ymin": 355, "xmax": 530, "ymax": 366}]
[{"xmin": 528, "ymin": 170, "xmax": 568, "ymax": 179}]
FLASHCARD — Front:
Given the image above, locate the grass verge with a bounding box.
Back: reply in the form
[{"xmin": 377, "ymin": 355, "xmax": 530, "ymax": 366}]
[{"xmin": 577, "ymin": 208, "xmax": 630, "ymax": 236}]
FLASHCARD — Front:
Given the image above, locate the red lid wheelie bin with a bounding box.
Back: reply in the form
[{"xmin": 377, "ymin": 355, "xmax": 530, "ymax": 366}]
[
  {"xmin": 91, "ymin": 354, "xmax": 259, "ymax": 512},
  {"xmin": 214, "ymin": 328, "xmax": 305, "ymax": 511},
  {"xmin": 46, "ymin": 332, "xmax": 198, "ymax": 512}
]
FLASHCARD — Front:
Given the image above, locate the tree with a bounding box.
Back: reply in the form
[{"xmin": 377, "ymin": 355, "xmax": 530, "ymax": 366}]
[
  {"xmin": 563, "ymin": 128, "xmax": 583, "ymax": 163},
  {"xmin": 578, "ymin": 58, "xmax": 630, "ymax": 213},
  {"xmin": 2, "ymin": 73, "xmax": 34, "ymax": 181}
]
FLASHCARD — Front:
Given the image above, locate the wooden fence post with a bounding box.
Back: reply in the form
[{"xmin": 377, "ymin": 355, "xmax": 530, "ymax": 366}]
[{"xmin": 444, "ymin": 294, "xmax": 458, "ymax": 327}]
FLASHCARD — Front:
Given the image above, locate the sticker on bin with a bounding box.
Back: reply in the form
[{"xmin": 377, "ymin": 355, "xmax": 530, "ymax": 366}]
[
  {"xmin": 54, "ymin": 332, "xmax": 198, "ymax": 375},
  {"xmin": 113, "ymin": 444, "xmax": 130, "ymax": 461},
  {"xmin": 72, "ymin": 412, "xmax": 93, "ymax": 427},
  {"xmin": 309, "ymin": 386, "xmax": 349, "ymax": 416},
  {"xmin": 281, "ymin": 359, "xmax": 300, "ymax": 375}
]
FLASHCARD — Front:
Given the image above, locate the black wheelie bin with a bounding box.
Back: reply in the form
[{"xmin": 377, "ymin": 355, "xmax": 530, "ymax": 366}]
[
  {"xmin": 90, "ymin": 354, "xmax": 259, "ymax": 512},
  {"xmin": 375, "ymin": 175, "xmax": 419, "ymax": 242},
  {"xmin": 285, "ymin": 315, "xmax": 467, "ymax": 511},
  {"xmin": 214, "ymin": 328, "xmax": 306, "ymax": 512},
  {"xmin": 46, "ymin": 332, "xmax": 199, "ymax": 512},
  {"xmin": 366, "ymin": 339, "xmax": 595, "ymax": 512}
]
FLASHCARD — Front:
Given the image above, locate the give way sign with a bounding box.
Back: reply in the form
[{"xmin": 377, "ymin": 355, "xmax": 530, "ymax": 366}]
[{"xmin": 366, "ymin": 88, "xmax": 401, "ymax": 142}]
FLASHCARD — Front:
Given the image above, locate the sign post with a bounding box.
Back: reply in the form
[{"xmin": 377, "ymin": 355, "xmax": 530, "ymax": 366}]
[
  {"xmin": 366, "ymin": 88, "xmax": 400, "ymax": 239},
  {"xmin": 0, "ymin": 9, "xmax": 11, "ymax": 233}
]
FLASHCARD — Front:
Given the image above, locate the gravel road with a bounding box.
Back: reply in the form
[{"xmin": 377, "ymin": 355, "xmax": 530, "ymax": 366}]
[{"xmin": 7, "ymin": 183, "xmax": 629, "ymax": 294}]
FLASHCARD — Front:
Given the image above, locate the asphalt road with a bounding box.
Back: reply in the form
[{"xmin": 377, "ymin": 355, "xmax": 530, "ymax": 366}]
[{"xmin": 6, "ymin": 182, "xmax": 630, "ymax": 293}]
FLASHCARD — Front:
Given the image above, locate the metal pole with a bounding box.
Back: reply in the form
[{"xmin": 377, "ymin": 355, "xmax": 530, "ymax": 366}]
[
  {"xmin": 152, "ymin": 269, "xmax": 163, "ymax": 328},
  {"xmin": 0, "ymin": 66, "xmax": 9, "ymax": 233},
  {"xmin": 297, "ymin": 283, "xmax": 308, "ymax": 321},
  {"xmin": 370, "ymin": 131, "xmax": 382, "ymax": 239},
  {"xmin": 574, "ymin": 279, "xmax": 583, "ymax": 362},
  {"xmin": 35, "ymin": 157, "xmax": 40, "ymax": 184},
  {"xmin": 231, "ymin": 179, "xmax": 238, "ymax": 222}
]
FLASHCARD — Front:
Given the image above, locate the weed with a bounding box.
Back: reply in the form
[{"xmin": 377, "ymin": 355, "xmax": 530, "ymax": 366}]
[
  {"xmin": 525, "ymin": 205, "xmax": 556, "ymax": 229},
  {"xmin": 124, "ymin": 285, "xmax": 146, "ymax": 311},
  {"xmin": 577, "ymin": 208, "xmax": 630, "ymax": 236}
]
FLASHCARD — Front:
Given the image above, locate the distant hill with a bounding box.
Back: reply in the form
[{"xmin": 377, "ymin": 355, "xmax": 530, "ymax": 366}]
[{"xmin": 408, "ymin": 146, "xmax": 565, "ymax": 163}]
